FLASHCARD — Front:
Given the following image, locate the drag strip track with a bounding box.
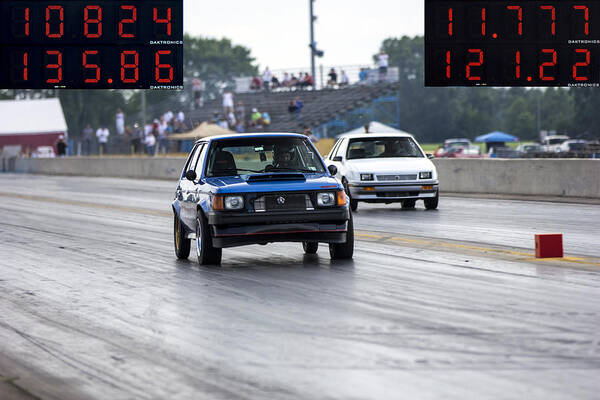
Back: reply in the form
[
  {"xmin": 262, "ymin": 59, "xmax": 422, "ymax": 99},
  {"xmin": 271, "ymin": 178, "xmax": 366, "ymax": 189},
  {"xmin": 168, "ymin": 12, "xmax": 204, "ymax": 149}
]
[{"xmin": 0, "ymin": 174, "xmax": 599, "ymax": 400}]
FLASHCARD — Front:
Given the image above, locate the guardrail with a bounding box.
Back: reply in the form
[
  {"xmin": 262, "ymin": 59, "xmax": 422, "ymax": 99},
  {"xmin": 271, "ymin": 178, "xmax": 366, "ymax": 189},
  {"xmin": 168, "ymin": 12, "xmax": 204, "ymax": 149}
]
[{"xmin": 8, "ymin": 157, "xmax": 600, "ymax": 199}]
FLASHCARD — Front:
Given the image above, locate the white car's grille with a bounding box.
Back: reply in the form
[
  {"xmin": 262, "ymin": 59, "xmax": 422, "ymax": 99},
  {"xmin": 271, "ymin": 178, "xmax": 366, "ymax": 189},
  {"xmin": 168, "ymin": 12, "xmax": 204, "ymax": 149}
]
[{"xmin": 377, "ymin": 174, "xmax": 417, "ymax": 181}]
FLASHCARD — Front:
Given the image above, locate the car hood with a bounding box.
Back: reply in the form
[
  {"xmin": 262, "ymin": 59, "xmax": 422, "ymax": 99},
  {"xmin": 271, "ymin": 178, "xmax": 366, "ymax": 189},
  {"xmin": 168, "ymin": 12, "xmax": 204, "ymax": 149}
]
[
  {"xmin": 346, "ymin": 157, "xmax": 436, "ymax": 173},
  {"xmin": 205, "ymin": 173, "xmax": 342, "ymax": 194}
]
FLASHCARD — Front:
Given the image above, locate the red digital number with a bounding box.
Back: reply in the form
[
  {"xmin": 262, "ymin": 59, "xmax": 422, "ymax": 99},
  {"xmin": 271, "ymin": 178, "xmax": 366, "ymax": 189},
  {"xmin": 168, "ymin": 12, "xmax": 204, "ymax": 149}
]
[
  {"xmin": 539, "ymin": 49, "xmax": 557, "ymax": 81},
  {"xmin": 25, "ymin": 8, "xmax": 30, "ymax": 36},
  {"xmin": 121, "ymin": 50, "xmax": 139, "ymax": 83},
  {"xmin": 154, "ymin": 7, "xmax": 172, "ymax": 36},
  {"xmin": 84, "ymin": 5, "xmax": 103, "ymax": 38},
  {"xmin": 83, "ymin": 50, "xmax": 100, "ymax": 83},
  {"xmin": 573, "ymin": 49, "xmax": 591, "ymax": 81},
  {"xmin": 155, "ymin": 50, "xmax": 174, "ymax": 83},
  {"xmin": 466, "ymin": 49, "xmax": 484, "ymax": 81},
  {"xmin": 574, "ymin": 5, "xmax": 590, "ymax": 36},
  {"xmin": 481, "ymin": 8, "xmax": 486, "ymax": 36},
  {"xmin": 11, "ymin": 7, "xmax": 30, "ymax": 37},
  {"xmin": 45, "ymin": 5, "xmax": 64, "ymax": 38},
  {"xmin": 515, "ymin": 51, "xmax": 521, "ymax": 79},
  {"xmin": 23, "ymin": 53, "xmax": 29, "ymax": 81},
  {"xmin": 119, "ymin": 5, "xmax": 137, "ymax": 38},
  {"xmin": 448, "ymin": 8, "xmax": 453, "ymax": 36},
  {"xmin": 507, "ymin": 5, "xmax": 523, "ymax": 36},
  {"xmin": 540, "ymin": 5, "xmax": 556, "ymax": 36},
  {"xmin": 46, "ymin": 50, "xmax": 63, "ymax": 83},
  {"xmin": 446, "ymin": 51, "xmax": 451, "ymax": 78}
]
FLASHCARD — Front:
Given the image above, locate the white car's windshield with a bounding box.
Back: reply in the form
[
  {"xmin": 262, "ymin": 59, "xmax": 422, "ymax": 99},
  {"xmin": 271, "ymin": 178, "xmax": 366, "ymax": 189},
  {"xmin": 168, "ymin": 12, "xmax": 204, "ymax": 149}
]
[
  {"xmin": 206, "ymin": 137, "xmax": 326, "ymax": 177},
  {"xmin": 346, "ymin": 137, "xmax": 424, "ymax": 159}
]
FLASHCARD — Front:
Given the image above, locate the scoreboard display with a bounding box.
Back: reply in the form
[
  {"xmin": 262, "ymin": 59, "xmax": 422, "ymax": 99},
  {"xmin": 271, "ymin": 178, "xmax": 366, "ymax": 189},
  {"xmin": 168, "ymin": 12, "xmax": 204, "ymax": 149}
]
[
  {"xmin": 425, "ymin": 0, "xmax": 600, "ymax": 87},
  {"xmin": 0, "ymin": 0, "xmax": 183, "ymax": 89}
]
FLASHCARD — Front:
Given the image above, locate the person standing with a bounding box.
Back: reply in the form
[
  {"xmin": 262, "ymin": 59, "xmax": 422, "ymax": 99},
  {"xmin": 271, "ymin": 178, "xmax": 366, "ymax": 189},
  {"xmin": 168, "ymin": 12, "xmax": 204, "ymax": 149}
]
[
  {"xmin": 131, "ymin": 123, "xmax": 143, "ymax": 154},
  {"xmin": 262, "ymin": 67, "xmax": 272, "ymax": 91},
  {"xmin": 56, "ymin": 135, "xmax": 68, "ymax": 157},
  {"xmin": 327, "ymin": 68, "xmax": 338, "ymax": 87},
  {"xmin": 96, "ymin": 125, "xmax": 110, "ymax": 155},
  {"xmin": 115, "ymin": 109, "xmax": 125, "ymax": 135},
  {"xmin": 82, "ymin": 124, "xmax": 93, "ymax": 156},
  {"xmin": 340, "ymin": 70, "xmax": 349, "ymax": 87},
  {"xmin": 378, "ymin": 50, "xmax": 389, "ymax": 82},
  {"xmin": 222, "ymin": 90, "xmax": 234, "ymax": 115},
  {"xmin": 157, "ymin": 117, "xmax": 168, "ymax": 155},
  {"xmin": 192, "ymin": 78, "xmax": 203, "ymax": 109},
  {"xmin": 144, "ymin": 131, "xmax": 156, "ymax": 157}
]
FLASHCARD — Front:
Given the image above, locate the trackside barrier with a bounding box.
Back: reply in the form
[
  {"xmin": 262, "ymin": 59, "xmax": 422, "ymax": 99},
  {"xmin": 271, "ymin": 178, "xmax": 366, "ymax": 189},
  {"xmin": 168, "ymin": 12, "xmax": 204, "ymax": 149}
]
[{"xmin": 10, "ymin": 157, "xmax": 600, "ymax": 199}]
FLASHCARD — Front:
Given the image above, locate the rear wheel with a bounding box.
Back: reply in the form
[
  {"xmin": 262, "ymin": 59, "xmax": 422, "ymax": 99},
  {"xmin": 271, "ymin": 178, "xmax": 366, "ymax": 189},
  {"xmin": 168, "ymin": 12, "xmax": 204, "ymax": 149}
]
[
  {"xmin": 303, "ymin": 242, "xmax": 319, "ymax": 254},
  {"xmin": 343, "ymin": 179, "xmax": 358, "ymax": 212},
  {"xmin": 424, "ymin": 192, "xmax": 439, "ymax": 210},
  {"xmin": 402, "ymin": 199, "xmax": 416, "ymax": 209},
  {"xmin": 196, "ymin": 212, "xmax": 222, "ymax": 265},
  {"xmin": 329, "ymin": 214, "xmax": 354, "ymax": 260},
  {"xmin": 174, "ymin": 214, "xmax": 191, "ymax": 259}
]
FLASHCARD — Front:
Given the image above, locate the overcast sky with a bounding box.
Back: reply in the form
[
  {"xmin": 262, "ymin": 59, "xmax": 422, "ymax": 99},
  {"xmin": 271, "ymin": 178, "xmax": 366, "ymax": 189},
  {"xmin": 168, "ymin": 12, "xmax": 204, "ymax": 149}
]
[{"xmin": 184, "ymin": 0, "xmax": 424, "ymax": 71}]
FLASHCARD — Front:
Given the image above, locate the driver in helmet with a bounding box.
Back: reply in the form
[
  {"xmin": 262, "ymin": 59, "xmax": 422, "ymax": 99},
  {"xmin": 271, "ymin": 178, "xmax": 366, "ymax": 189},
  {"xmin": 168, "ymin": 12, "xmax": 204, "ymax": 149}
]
[{"xmin": 273, "ymin": 144, "xmax": 299, "ymax": 169}]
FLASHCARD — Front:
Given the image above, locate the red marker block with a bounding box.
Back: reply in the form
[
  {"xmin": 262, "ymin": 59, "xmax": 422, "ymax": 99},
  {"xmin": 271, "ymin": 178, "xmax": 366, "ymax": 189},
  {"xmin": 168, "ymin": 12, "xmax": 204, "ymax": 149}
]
[{"xmin": 535, "ymin": 234, "xmax": 564, "ymax": 258}]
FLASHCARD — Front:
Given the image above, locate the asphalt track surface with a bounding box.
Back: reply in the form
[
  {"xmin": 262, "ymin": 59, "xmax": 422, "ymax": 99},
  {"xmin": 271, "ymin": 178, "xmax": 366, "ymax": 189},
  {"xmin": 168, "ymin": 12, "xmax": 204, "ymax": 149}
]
[{"xmin": 1, "ymin": 174, "xmax": 599, "ymax": 400}]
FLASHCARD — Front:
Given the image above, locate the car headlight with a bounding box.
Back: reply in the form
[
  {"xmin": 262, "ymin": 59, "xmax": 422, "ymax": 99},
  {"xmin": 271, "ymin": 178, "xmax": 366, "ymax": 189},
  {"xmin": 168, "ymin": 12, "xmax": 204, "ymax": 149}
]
[
  {"xmin": 317, "ymin": 192, "xmax": 335, "ymax": 207},
  {"xmin": 224, "ymin": 196, "xmax": 244, "ymax": 210},
  {"xmin": 360, "ymin": 173, "xmax": 374, "ymax": 181},
  {"xmin": 419, "ymin": 171, "xmax": 432, "ymax": 179}
]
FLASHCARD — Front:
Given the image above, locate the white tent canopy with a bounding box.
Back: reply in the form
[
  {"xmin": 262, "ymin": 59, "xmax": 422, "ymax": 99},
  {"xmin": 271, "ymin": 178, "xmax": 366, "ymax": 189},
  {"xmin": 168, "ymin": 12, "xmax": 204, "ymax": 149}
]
[
  {"xmin": 0, "ymin": 99, "xmax": 68, "ymax": 136},
  {"xmin": 338, "ymin": 121, "xmax": 412, "ymax": 137}
]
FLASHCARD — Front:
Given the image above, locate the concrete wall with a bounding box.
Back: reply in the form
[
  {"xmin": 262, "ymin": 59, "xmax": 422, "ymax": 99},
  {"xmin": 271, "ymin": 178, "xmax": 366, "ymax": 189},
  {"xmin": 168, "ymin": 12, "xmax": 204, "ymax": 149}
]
[
  {"xmin": 433, "ymin": 159, "xmax": 600, "ymax": 198},
  {"xmin": 14, "ymin": 157, "xmax": 186, "ymax": 180},
  {"xmin": 10, "ymin": 157, "xmax": 600, "ymax": 199}
]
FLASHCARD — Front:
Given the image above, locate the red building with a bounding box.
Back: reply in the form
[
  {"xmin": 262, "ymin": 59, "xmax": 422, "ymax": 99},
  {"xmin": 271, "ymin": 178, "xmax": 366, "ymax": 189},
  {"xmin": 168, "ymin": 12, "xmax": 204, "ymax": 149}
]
[{"xmin": 0, "ymin": 99, "xmax": 68, "ymax": 155}]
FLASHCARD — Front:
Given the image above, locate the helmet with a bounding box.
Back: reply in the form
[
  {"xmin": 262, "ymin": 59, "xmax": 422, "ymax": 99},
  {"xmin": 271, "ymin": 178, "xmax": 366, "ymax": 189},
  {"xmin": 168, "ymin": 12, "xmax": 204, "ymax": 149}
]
[{"xmin": 273, "ymin": 144, "xmax": 296, "ymax": 165}]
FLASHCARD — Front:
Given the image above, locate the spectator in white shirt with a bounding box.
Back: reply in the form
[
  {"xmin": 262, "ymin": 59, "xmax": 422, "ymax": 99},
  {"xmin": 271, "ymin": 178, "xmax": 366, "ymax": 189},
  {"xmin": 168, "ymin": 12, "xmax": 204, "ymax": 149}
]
[
  {"xmin": 222, "ymin": 90, "xmax": 234, "ymax": 114},
  {"xmin": 144, "ymin": 132, "xmax": 156, "ymax": 157},
  {"xmin": 378, "ymin": 50, "xmax": 389, "ymax": 82},
  {"xmin": 177, "ymin": 111, "xmax": 185, "ymax": 123},
  {"xmin": 115, "ymin": 109, "xmax": 125, "ymax": 135},
  {"xmin": 262, "ymin": 67, "xmax": 272, "ymax": 91},
  {"xmin": 340, "ymin": 70, "xmax": 349, "ymax": 87},
  {"xmin": 96, "ymin": 126, "xmax": 110, "ymax": 155}
]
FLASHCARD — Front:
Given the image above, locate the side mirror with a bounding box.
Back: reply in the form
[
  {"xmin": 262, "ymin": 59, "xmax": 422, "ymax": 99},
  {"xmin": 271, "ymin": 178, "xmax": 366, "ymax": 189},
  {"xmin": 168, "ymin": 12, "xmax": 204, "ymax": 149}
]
[
  {"xmin": 184, "ymin": 170, "xmax": 197, "ymax": 181},
  {"xmin": 426, "ymin": 154, "xmax": 434, "ymax": 159},
  {"xmin": 332, "ymin": 156, "xmax": 343, "ymax": 162},
  {"xmin": 328, "ymin": 165, "xmax": 338, "ymax": 176}
]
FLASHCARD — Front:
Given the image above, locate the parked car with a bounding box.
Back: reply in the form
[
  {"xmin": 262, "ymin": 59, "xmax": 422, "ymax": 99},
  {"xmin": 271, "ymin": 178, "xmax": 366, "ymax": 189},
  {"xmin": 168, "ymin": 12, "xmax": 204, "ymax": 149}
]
[
  {"xmin": 558, "ymin": 140, "xmax": 588, "ymax": 153},
  {"xmin": 541, "ymin": 135, "xmax": 570, "ymax": 152},
  {"xmin": 434, "ymin": 138, "xmax": 480, "ymax": 157},
  {"xmin": 173, "ymin": 133, "xmax": 353, "ymax": 265},
  {"xmin": 516, "ymin": 143, "xmax": 542, "ymax": 155},
  {"xmin": 326, "ymin": 133, "xmax": 439, "ymax": 211}
]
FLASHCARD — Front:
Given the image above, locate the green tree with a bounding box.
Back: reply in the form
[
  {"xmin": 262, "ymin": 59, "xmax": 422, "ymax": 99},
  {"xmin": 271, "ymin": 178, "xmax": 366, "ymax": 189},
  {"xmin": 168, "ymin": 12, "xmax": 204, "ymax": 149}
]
[
  {"xmin": 376, "ymin": 36, "xmax": 424, "ymax": 81},
  {"xmin": 58, "ymin": 90, "xmax": 126, "ymax": 138}
]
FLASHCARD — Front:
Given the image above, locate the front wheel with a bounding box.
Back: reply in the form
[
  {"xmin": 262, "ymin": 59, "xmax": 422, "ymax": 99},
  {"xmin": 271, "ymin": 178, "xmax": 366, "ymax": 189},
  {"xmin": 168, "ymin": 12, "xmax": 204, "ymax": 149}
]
[
  {"xmin": 424, "ymin": 192, "xmax": 439, "ymax": 210},
  {"xmin": 329, "ymin": 214, "xmax": 354, "ymax": 260},
  {"xmin": 343, "ymin": 179, "xmax": 358, "ymax": 212},
  {"xmin": 196, "ymin": 213, "xmax": 222, "ymax": 265},
  {"xmin": 174, "ymin": 214, "xmax": 191, "ymax": 259},
  {"xmin": 303, "ymin": 242, "xmax": 319, "ymax": 254}
]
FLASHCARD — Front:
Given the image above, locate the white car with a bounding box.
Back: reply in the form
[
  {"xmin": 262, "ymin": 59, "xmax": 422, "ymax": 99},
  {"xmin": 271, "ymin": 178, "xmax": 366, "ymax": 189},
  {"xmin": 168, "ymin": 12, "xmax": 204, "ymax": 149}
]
[{"xmin": 326, "ymin": 133, "xmax": 439, "ymax": 211}]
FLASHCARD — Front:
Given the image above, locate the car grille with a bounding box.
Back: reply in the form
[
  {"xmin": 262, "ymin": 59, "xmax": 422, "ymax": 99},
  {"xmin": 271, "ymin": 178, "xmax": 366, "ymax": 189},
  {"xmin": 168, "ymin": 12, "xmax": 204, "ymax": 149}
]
[
  {"xmin": 254, "ymin": 194, "xmax": 313, "ymax": 212},
  {"xmin": 377, "ymin": 174, "xmax": 417, "ymax": 181},
  {"xmin": 376, "ymin": 192, "xmax": 419, "ymax": 198}
]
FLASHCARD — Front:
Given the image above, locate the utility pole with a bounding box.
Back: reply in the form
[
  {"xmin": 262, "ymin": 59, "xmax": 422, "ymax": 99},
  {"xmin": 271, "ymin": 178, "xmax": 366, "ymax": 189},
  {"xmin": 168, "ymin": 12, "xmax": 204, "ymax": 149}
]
[
  {"xmin": 309, "ymin": 0, "xmax": 316, "ymax": 89},
  {"xmin": 141, "ymin": 90, "xmax": 147, "ymax": 127}
]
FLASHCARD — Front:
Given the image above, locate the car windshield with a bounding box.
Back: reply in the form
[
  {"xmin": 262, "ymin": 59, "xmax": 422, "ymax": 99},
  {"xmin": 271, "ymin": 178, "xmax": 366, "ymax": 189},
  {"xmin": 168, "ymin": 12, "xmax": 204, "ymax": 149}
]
[
  {"xmin": 346, "ymin": 137, "xmax": 424, "ymax": 159},
  {"xmin": 205, "ymin": 137, "xmax": 326, "ymax": 177}
]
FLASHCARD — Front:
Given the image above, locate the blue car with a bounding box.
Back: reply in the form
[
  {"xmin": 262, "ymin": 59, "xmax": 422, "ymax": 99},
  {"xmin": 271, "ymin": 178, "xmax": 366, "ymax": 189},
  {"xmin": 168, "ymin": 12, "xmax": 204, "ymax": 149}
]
[{"xmin": 172, "ymin": 133, "xmax": 354, "ymax": 265}]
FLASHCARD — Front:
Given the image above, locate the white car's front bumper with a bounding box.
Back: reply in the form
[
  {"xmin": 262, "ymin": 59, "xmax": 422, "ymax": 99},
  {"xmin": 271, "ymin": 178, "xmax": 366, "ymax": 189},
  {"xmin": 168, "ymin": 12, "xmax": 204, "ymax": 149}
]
[{"xmin": 348, "ymin": 180, "xmax": 439, "ymax": 202}]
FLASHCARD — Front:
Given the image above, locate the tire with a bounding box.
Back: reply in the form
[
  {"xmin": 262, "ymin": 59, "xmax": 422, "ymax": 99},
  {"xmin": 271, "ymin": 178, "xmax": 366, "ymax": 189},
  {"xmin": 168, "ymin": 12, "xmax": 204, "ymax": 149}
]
[
  {"xmin": 329, "ymin": 214, "xmax": 354, "ymax": 260},
  {"xmin": 343, "ymin": 179, "xmax": 358, "ymax": 212},
  {"xmin": 303, "ymin": 242, "xmax": 319, "ymax": 254},
  {"xmin": 402, "ymin": 199, "xmax": 416, "ymax": 209},
  {"xmin": 424, "ymin": 192, "xmax": 439, "ymax": 210},
  {"xmin": 196, "ymin": 212, "xmax": 222, "ymax": 265},
  {"xmin": 174, "ymin": 214, "xmax": 191, "ymax": 259}
]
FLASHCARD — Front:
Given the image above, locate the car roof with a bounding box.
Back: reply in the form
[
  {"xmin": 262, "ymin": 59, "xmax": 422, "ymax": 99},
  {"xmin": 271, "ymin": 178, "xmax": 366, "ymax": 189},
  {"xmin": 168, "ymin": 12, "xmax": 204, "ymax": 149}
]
[
  {"xmin": 195, "ymin": 132, "xmax": 306, "ymax": 144},
  {"xmin": 338, "ymin": 132, "xmax": 415, "ymax": 140}
]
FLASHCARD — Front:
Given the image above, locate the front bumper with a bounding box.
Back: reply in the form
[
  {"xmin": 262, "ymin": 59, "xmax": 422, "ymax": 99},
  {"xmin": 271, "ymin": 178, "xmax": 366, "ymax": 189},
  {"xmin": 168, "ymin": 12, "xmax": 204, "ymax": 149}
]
[
  {"xmin": 349, "ymin": 181, "xmax": 439, "ymax": 202},
  {"xmin": 208, "ymin": 208, "xmax": 350, "ymax": 248}
]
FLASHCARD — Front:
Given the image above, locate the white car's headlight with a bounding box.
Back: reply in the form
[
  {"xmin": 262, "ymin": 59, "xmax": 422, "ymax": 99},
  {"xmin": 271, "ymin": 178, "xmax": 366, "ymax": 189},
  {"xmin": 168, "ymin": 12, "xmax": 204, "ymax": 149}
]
[
  {"xmin": 419, "ymin": 171, "xmax": 432, "ymax": 179},
  {"xmin": 224, "ymin": 196, "xmax": 244, "ymax": 210},
  {"xmin": 360, "ymin": 173, "xmax": 374, "ymax": 181},
  {"xmin": 317, "ymin": 192, "xmax": 335, "ymax": 207}
]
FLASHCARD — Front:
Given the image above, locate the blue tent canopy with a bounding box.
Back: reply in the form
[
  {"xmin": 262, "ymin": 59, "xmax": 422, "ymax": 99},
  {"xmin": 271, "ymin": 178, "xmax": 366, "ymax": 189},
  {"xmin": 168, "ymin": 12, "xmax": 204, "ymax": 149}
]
[{"xmin": 475, "ymin": 131, "xmax": 519, "ymax": 143}]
